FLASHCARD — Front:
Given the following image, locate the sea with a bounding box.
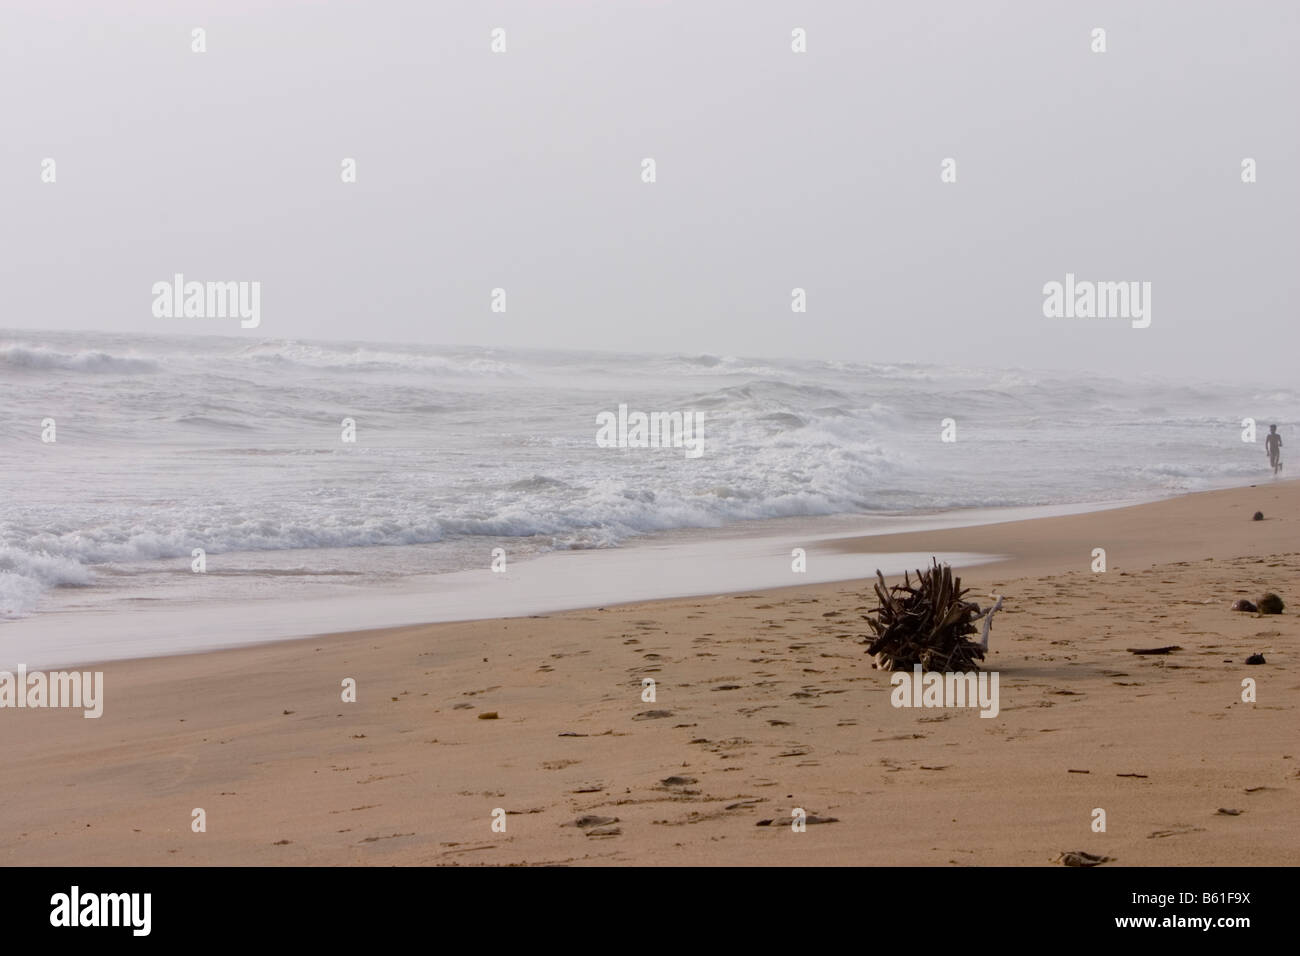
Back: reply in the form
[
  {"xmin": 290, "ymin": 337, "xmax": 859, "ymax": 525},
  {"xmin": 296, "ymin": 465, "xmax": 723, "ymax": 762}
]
[{"xmin": 1, "ymin": 329, "xmax": 1293, "ymax": 664}]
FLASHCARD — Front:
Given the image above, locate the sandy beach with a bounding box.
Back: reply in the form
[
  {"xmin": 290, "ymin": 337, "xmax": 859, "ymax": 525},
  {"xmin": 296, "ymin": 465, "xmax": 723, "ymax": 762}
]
[{"xmin": 2, "ymin": 480, "xmax": 1296, "ymax": 866}]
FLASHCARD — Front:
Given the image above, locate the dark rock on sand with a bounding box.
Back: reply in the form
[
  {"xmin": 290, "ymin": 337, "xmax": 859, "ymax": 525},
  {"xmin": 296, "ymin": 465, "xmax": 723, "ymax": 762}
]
[
  {"xmin": 1231, "ymin": 599, "xmax": 1258, "ymax": 612},
  {"xmin": 1257, "ymin": 593, "xmax": 1285, "ymax": 614},
  {"xmin": 1245, "ymin": 653, "xmax": 1266, "ymax": 665},
  {"xmin": 1253, "ymin": 511, "xmax": 1264, "ymax": 521}
]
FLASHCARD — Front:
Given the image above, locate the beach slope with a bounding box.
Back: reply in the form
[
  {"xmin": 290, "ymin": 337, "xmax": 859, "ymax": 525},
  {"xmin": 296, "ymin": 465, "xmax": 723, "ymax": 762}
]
[{"xmin": 2, "ymin": 481, "xmax": 1296, "ymax": 866}]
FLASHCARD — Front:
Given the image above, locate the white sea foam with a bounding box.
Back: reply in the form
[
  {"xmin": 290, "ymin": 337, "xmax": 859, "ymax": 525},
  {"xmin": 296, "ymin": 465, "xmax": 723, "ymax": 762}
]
[
  {"xmin": 0, "ymin": 546, "xmax": 92, "ymax": 618},
  {"xmin": 232, "ymin": 339, "xmax": 521, "ymax": 376}
]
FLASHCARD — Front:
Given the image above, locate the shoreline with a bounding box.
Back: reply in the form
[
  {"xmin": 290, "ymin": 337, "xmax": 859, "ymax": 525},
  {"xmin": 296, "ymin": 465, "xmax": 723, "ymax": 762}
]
[
  {"xmin": 2, "ymin": 478, "xmax": 1296, "ymax": 865},
  {"xmin": 1, "ymin": 483, "xmax": 1266, "ymax": 671}
]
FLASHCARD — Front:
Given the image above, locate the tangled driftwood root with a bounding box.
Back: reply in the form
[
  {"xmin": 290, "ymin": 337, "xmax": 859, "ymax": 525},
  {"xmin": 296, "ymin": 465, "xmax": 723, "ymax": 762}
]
[{"xmin": 864, "ymin": 559, "xmax": 1003, "ymax": 672}]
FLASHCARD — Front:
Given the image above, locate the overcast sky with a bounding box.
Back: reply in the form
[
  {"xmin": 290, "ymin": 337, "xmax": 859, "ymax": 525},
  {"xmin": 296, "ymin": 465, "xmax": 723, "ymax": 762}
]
[{"xmin": 2, "ymin": 0, "xmax": 1295, "ymax": 383}]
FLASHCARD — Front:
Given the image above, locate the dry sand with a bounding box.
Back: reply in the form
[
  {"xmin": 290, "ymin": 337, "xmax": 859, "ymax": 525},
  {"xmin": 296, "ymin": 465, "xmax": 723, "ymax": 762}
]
[{"xmin": 2, "ymin": 481, "xmax": 1297, "ymax": 866}]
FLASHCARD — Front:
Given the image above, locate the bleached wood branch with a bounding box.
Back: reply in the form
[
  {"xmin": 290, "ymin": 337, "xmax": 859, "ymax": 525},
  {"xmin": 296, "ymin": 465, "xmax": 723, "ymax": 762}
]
[{"xmin": 975, "ymin": 595, "xmax": 1004, "ymax": 651}]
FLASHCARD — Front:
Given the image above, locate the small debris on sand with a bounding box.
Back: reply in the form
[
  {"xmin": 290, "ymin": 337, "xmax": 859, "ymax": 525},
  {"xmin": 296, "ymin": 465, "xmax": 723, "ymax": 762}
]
[
  {"xmin": 1054, "ymin": 850, "xmax": 1110, "ymax": 867},
  {"xmin": 564, "ymin": 815, "xmax": 618, "ymax": 829},
  {"xmin": 1231, "ymin": 599, "xmax": 1258, "ymax": 612},
  {"xmin": 1253, "ymin": 511, "xmax": 1264, "ymax": 521},
  {"xmin": 1126, "ymin": 646, "xmax": 1181, "ymax": 655},
  {"xmin": 633, "ymin": 709, "xmax": 673, "ymax": 720},
  {"xmin": 477, "ymin": 711, "xmax": 499, "ymax": 720},
  {"xmin": 756, "ymin": 814, "xmax": 838, "ymax": 826},
  {"xmin": 1245, "ymin": 653, "xmax": 1266, "ymax": 665},
  {"xmin": 1216, "ymin": 808, "xmax": 1244, "ymax": 816}
]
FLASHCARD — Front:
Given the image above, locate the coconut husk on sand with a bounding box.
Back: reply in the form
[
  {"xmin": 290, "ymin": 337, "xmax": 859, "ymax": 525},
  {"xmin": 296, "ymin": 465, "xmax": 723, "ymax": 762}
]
[{"xmin": 1257, "ymin": 592, "xmax": 1285, "ymax": 614}]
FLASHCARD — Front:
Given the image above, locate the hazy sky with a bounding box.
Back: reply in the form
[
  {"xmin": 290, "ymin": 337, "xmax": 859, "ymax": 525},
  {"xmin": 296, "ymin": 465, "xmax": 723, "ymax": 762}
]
[{"xmin": 3, "ymin": 0, "xmax": 1296, "ymax": 382}]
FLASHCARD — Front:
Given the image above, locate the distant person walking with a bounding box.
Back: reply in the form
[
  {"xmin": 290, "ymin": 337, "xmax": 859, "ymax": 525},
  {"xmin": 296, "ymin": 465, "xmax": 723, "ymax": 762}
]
[{"xmin": 1265, "ymin": 424, "xmax": 1283, "ymax": 475}]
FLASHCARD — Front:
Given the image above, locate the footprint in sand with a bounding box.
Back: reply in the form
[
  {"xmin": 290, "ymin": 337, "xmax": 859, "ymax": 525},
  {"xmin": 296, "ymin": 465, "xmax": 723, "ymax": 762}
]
[{"xmin": 1147, "ymin": 824, "xmax": 1206, "ymax": 839}]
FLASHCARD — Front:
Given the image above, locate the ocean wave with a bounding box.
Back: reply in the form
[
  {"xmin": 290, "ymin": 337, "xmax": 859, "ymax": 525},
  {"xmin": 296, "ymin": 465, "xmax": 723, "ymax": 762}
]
[
  {"xmin": 0, "ymin": 345, "xmax": 158, "ymax": 374},
  {"xmin": 3, "ymin": 327, "xmax": 1297, "ymax": 623},
  {"xmin": 0, "ymin": 547, "xmax": 93, "ymax": 619},
  {"xmin": 232, "ymin": 340, "xmax": 521, "ymax": 376}
]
